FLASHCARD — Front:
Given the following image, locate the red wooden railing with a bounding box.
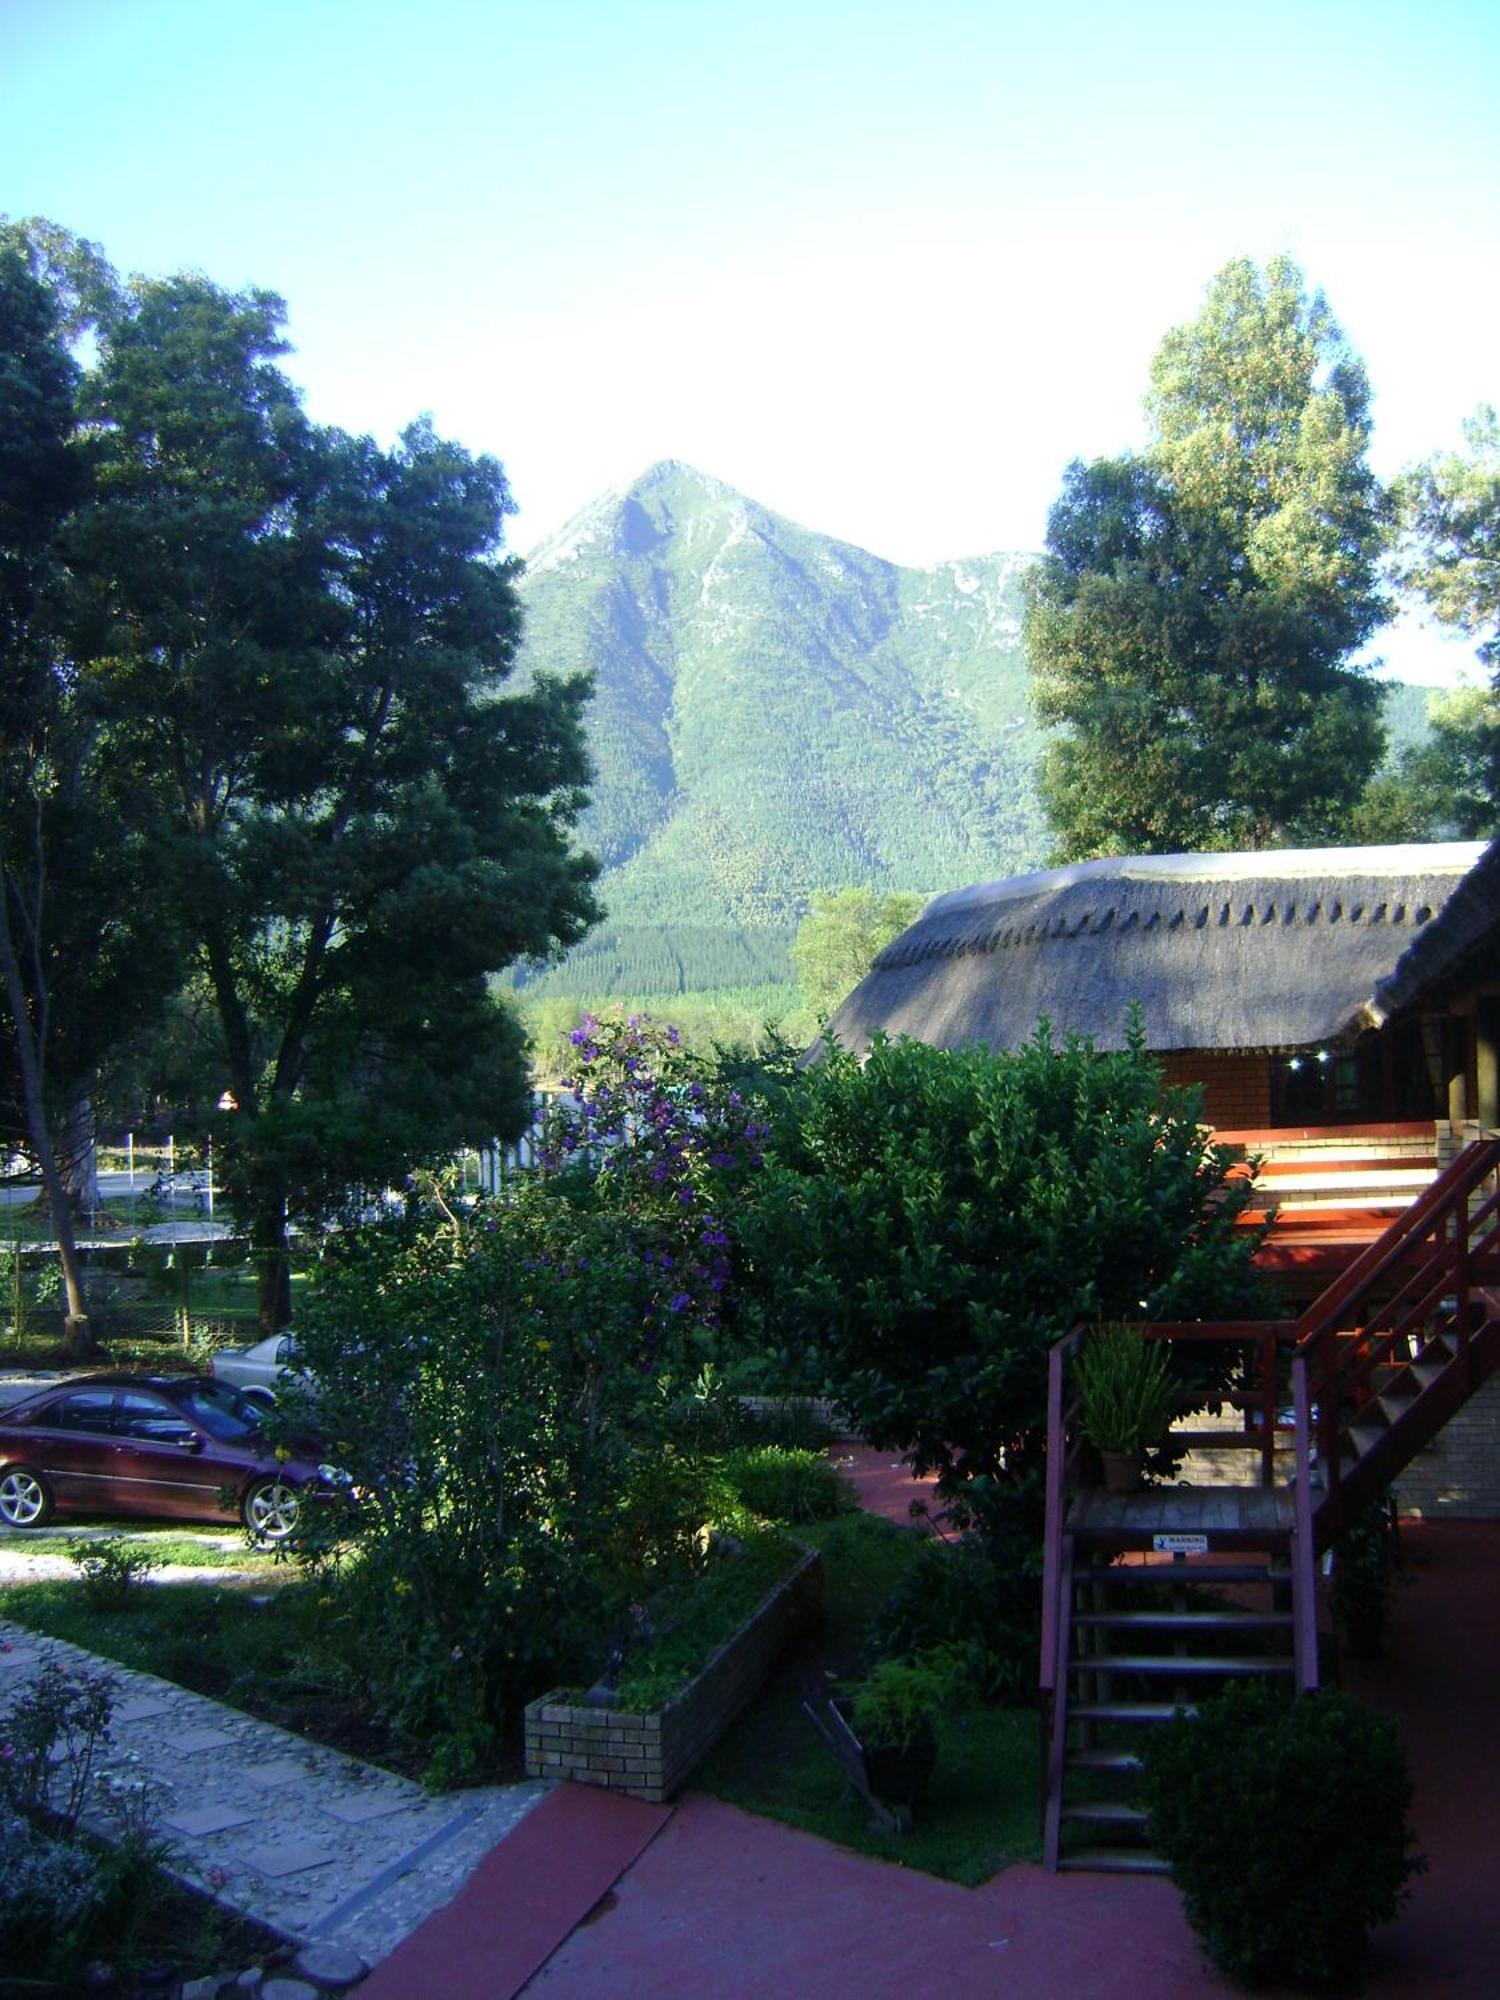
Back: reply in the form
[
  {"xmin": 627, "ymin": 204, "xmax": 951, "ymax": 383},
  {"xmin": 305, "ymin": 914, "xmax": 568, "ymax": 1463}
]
[{"xmin": 1040, "ymin": 1140, "xmax": 1500, "ymax": 1705}]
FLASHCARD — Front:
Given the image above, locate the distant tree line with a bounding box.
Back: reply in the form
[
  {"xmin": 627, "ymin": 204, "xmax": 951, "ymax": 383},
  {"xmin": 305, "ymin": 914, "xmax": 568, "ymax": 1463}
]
[{"xmin": 0, "ymin": 219, "xmax": 599, "ymax": 1345}]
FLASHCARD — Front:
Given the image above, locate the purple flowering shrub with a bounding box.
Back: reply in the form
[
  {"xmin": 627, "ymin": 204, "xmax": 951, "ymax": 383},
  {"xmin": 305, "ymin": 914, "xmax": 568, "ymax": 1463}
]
[
  {"xmin": 285, "ymin": 1020, "xmax": 771, "ymax": 1780},
  {"xmin": 539, "ymin": 1012, "xmax": 766, "ymax": 1353}
]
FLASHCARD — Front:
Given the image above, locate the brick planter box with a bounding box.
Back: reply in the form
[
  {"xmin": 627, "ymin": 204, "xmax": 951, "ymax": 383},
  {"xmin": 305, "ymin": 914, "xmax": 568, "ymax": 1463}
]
[{"xmin": 524, "ymin": 1541, "xmax": 823, "ymax": 1802}]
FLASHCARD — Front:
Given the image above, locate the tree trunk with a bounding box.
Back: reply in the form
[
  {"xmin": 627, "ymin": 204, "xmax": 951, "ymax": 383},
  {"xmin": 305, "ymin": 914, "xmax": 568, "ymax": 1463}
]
[
  {"xmin": 252, "ymin": 1190, "xmax": 294, "ymax": 1334},
  {"xmin": 59, "ymin": 1095, "xmax": 101, "ymax": 1215},
  {"xmin": 0, "ymin": 878, "xmax": 96, "ymax": 1358}
]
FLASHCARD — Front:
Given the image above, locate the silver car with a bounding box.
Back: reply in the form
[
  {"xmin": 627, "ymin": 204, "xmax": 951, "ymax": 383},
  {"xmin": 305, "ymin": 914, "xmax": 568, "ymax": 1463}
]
[{"xmin": 209, "ymin": 1334, "xmax": 314, "ymax": 1408}]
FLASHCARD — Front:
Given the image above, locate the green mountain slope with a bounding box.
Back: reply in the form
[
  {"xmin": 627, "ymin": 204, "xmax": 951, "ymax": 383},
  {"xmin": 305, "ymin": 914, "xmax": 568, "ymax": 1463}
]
[
  {"xmin": 512, "ymin": 462, "xmax": 1047, "ymax": 999},
  {"xmin": 511, "ymin": 461, "xmax": 1439, "ymax": 1010}
]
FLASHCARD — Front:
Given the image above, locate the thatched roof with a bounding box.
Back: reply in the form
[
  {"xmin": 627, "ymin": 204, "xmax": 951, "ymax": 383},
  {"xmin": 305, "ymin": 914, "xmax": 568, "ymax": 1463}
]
[{"xmin": 822, "ymin": 843, "xmax": 1496, "ymax": 1057}]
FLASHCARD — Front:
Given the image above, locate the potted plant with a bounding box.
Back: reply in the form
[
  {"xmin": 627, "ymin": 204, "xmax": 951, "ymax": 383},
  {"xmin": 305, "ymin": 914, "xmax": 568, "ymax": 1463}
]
[
  {"xmin": 840, "ymin": 1651, "xmax": 965, "ymax": 1810},
  {"xmin": 1074, "ymin": 1322, "xmax": 1176, "ymax": 1493}
]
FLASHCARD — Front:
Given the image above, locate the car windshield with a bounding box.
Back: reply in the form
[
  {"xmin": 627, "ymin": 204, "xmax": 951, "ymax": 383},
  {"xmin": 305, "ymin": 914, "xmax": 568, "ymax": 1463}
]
[{"xmin": 166, "ymin": 1378, "xmax": 266, "ymax": 1443}]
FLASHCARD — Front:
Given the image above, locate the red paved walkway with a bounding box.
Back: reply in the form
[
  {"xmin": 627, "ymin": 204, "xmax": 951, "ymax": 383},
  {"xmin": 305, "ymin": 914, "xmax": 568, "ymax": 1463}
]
[{"xmin": 367, "ymin": 1486, "xmax": 1500, "ymax": 1998}]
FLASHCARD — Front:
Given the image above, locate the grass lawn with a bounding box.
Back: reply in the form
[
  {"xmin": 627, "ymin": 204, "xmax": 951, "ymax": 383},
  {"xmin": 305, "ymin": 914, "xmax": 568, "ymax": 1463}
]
[
  {"xmin": 0, "ymin": 1524, "xmax": 280, "ymax": 1568},
  {"xmin": 695, "ymin": 1510, "xmax": 1042, "ymax": 1884}
]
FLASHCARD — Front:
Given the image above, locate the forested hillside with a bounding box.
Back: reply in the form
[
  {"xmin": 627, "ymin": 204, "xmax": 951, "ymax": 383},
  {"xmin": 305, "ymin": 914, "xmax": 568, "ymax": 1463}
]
[
  {"xmin": 510, "ymin": 461, "xmax": 1441, "ymax": 1015},
  {"xmin": 511, "ymin": 461, "xmax": 1047, "ymax": 1001}
]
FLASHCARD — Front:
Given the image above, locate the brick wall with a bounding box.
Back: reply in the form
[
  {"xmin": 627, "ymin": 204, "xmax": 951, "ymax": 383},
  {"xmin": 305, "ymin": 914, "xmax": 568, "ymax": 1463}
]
[
  {"xmin": 1390, "ymin": 1374, "xmax": 1500, "ymax": 1520},
  {"xmin": 525, "ymin": 1543, "xmax": 824, "ymax": 1802},
  {"xmin": 1159, "ymin": 1049, "xmax": 1272, "ymax": 1128}
]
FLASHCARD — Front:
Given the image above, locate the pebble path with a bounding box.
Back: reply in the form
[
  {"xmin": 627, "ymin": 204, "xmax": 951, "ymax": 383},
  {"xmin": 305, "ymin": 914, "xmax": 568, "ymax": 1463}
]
[{"xmin": 0, "ymin": 1615, "xmax": 547, "ymax": 1967}]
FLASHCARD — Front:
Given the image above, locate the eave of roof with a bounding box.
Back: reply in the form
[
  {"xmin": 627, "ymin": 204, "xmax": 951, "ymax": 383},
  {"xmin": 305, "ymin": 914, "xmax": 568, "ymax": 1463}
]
[{"xmin": 824, "ymin": 841, "xmax": 1497, "ymax": 1058}]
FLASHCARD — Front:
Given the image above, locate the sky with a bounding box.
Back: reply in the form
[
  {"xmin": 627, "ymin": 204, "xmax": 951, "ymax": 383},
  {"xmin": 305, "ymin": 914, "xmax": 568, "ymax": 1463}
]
[{"xmin": 2, "ymin": 0, "xmax": 1496, "ymax": 684}]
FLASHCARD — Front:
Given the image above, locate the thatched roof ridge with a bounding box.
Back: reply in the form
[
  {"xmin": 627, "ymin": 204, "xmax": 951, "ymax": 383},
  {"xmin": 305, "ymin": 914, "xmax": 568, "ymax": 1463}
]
[
  {"xmin": 1373, "ymin": 839, "xmax": 1500, "ymax": 1020},
  {"xmin": 824, "ymin": 843, "xmax": 1493, "ymax": 1057}
]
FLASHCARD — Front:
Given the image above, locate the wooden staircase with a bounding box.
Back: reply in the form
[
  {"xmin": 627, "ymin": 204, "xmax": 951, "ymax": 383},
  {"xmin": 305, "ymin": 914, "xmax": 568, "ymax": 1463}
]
[{"xmin": 1040, "ymin": 1138, "xmax": 1500, "ymax": 1874}]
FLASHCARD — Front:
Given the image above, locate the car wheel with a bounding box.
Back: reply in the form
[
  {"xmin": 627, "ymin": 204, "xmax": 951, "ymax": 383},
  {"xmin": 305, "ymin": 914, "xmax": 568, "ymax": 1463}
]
[
  {"xmin": 0, "ymin": 1466, "xmax": 54, "ymax": 1529},
  {"xmin": 242, "ymin": 1476, "xmax": 301, "ymax": 1544},
  {"xmin": 243, "ymin": 1388, "xmax": 276, "ymax": 1411}
]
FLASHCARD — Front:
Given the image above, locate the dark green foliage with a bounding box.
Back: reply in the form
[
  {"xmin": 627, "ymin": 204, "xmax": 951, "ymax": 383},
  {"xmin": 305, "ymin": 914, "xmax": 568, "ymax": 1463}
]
[
  {"xmin": 1139, "ymin": 1681, "xmax": 1423, "ymax": 1989},
  {"xmin": 1330, "ymin": 1496, "xmax": 1400, "ymax": 1661},
  {"xmin": 865, "ymin": 1532, "xmax": 1040, "ymax": 1702},
  {"xmin": 847, "ymin": 1650, "xmax": 967, "ymax": 1751},
  {"xmin": 1029, "ymin": 257, "xmax": 1388, "ymax": 856},
  {"xmin": 743, "ymin": 1023, "xmax": 1264, "ymax": 1517},
  {"xmin": 67, "ymin": 1534, "xmax": 161, "ymax": 1611},
  {"xmin": 719, "ymin": 1445, "xmax": 852, "ymax": 1523},
  {"xmin": 67, "ymin": 269, "xmax": 600, "ymax": 1327},
  {"xmin": 611, "ymin": 1529, "xmax": 802, "ymax": 1710}
]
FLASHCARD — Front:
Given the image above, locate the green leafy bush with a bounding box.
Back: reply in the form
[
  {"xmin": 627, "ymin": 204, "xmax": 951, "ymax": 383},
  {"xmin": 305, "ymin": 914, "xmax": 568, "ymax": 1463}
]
[
  {"xmin": 866, "ymin": 1532, "xmax": 1040, "ymax": 1701},
  {"xmin": 67, "ymin": 1535, "xmax": 162, "ymax": 1611},
  {"xmin": 720, "ymin": 1445, "xmax": 851, "ymax": 1523},
  {"xmin": 741, "ymin": 1022, "xmax": 1265, "ymax": 1528},
  {"xmin": 846, "ymin": 1650, "xmax": 968, "ymax": 1751},
  {"xmin": 1139, "ymin": 1680, "xmax": 1423, "ymax": 1990}
]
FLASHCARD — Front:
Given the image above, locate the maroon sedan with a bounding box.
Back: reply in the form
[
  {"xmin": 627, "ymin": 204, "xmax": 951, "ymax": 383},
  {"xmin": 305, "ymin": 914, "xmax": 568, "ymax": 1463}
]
[{"xmin": 0, "ymin": 1374, "xmax": 346, "ymax": 1543}]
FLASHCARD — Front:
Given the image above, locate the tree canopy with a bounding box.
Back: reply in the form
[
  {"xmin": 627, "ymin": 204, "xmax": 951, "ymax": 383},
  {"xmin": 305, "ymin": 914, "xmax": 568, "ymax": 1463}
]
[
  {"xmin": 789, "ymin": 887, "xmax": 924, "ymax": 1019},
  {"xmin": 1, "ymin": 226, "xmax": 602, "ymax": 1331},
  {"xmin": 1027, "ymin": 257, "xmax": 1388, "ymax": 858},
  {"xmin": 1394, "ymin": 406, "xmax": 1500, "ymax": 675}
]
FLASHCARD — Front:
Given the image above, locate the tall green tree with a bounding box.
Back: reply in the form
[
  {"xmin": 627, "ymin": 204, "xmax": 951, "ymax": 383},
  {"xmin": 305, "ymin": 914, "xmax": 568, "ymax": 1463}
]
[
  {"xmin": 1395, "ymin": 406, "xmax": 1500, "ymax": 674},
  {"xmin": 1386, "ymin": 408, "xmax": 1500, "ymax": 822},
  {"xmin": 0, "ymin": 227, "xmax": 185, "ymax": 1354},
  {"xmin": 1027, "ymin": 257, "xmax": 1388, "ymax": 857},
  {"xmin": 77, "ymin": 275, "xmax": 601, "ymax": 1329},
  {"xmin": 790, "ymin": 887, "xmax": 924, "ymax": 1019}
]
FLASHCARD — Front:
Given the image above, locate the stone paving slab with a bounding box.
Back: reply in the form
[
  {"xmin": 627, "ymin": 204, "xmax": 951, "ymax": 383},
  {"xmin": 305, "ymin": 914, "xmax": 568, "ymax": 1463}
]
[{"xmin": 0, "ymin": 1616, "xmax": 547, "ymax": 1966}]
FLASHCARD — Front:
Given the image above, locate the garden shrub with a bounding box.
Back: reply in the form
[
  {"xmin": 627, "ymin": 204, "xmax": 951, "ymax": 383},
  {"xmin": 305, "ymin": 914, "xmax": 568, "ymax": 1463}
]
[
  {"xmin": 68, "ymin": 1534, "xmax": 162, "ymax": 1611},
  {"xmin": 740, "ymin": 1021, "xmax": 1267, "ymax": 1531},
  {"xmin": 720, "ymin": 1445, "xmax": 851, "ymax": 1523},
  {"xmin": 1138, "ymin": 1680, "xmax": 1423, "ymax": 1990},
  {"xmin": 287, "ymin": 1014, "xmax": 767, "ymax": 1780},
  {"xmin": 866, "ymin": 1532, "xmax": 1040, "ymax": 1701}
]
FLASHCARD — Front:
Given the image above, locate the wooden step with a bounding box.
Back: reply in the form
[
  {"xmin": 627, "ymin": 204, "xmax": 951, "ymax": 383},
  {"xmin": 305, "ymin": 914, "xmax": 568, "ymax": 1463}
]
[
  {"xmin": 1065, "ymin": 1748, "xmax": 1143, "ymax": 1774},
  {"xmin": 1079, "ymin": 1563, "xmax": 1290, "ymax": 1586},
  {"xmin": 1070, "ymin": 1700, "xmax": 1192, "ymax": 1724},
  {"xmin": 1074, "ymin": 1654, "xmax": 1293, "ymax": 1677},
  {"xmin": 1057, "ymin": 1847, "xmax": 1171, "ymax": 1875},
  {"xmin": 1061, "ymin": 1800, "xmax": 1148, "ymax": 1827},
  {"xmin": 1074, "ymin": 1610, "xmax": 1293, "ymax": 1630}
]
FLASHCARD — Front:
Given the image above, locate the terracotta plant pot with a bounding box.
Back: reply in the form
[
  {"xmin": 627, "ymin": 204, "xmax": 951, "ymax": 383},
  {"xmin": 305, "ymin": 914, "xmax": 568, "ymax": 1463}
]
[{"xmin": 1100, "ymin": 1449, "xmax": 1145, "ymax": 1494}]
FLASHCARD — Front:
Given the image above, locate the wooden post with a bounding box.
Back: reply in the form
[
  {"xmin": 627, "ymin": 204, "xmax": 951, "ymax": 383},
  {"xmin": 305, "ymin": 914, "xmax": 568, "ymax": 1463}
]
[
  {"xmin": 1477, "ymin": 1000, "xmax": 1500, "ymax": 1133},
  {"xmin": 1259, "ymin": 1329, "xmax": 1278, "ymax": 1487}
]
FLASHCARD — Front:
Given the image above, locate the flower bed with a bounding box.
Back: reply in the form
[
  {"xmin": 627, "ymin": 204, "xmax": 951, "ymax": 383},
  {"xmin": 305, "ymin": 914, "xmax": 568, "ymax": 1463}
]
[{"xmin": 524, "ymin": 1541, "xmax": 823, "ymax": 1802}]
